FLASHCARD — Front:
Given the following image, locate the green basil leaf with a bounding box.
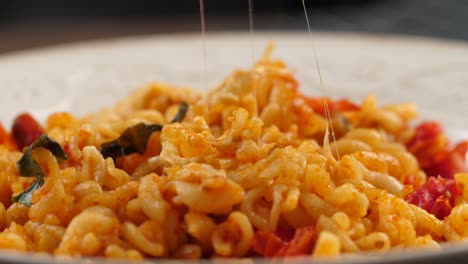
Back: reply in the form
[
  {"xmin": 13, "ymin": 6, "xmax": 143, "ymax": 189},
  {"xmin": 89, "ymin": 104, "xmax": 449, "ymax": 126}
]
[
  {"xmin": 170, "ymin": 101, "xmax": 189, "ymax": 123},
  {"xmin": 119, "ymin": 123, "xmax": 164, "ymax": 154},
  {"xmin": 100, "ymin": 123, "xmax": 163, "ymax": 160},
  {"xmin": 16, "ymin": 134, "xmax": 68, "ymax": 177},
  {"xmin": 30, "ymin": 134, "xmax": 68, "ymax": 161},
  {"xmin": 11, "ymin": 176, "xmax": 44, "ymax": 207},
  {"xmin": 16, "ymin": 148, "xmax": 45, "ymax": 177},
  {"xmin": 14, "ymin": 134, "xmax": 68, "ymax": 206},
  {"xmin": 100, "ymin": 101, "xmax": 189, "ymax": 160}
]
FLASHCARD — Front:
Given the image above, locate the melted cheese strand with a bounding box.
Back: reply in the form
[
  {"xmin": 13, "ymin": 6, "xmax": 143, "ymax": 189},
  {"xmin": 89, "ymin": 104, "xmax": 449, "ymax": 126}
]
[
  {"xmin": 248, "ymin": 0, "xmax": 258, "ymax": 118},
  {"xmin": 199, "ymin": 0, "xmax": 210, "ymax": 125},
  {"xmin": 199, "ymin": 0, "xmax": 207, "ymax": 89},
  {"xmin": 248, "ymin": 0, "xmax": 256, "ymax": 65},
  {"xmin": 301, "ymin": 0, "xmax": 341, "ymax": 160}
]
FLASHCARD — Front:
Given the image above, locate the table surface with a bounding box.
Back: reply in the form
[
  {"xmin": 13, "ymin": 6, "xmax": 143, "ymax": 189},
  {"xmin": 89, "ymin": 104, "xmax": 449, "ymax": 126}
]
[{"xmin": 0, "ymin": 0, "xmax": 467, "ymax": 54}]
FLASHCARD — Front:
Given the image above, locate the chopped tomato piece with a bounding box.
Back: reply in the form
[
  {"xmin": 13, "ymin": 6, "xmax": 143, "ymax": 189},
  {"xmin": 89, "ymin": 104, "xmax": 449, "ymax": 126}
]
[
  {"xmin": 404, "ymin": 174, "xmax": 423, "ymax": 187},
  {"xmin": 275, "ymin": 226, "xmax": 315, "ymax": 257},
  {"xmin": 252, "ymin": 230, "xmax": 286, "ymax": 257},
  {"xmin": 273, "ymin": 226, "xmax": 295, "ymax": 242},
  {"xmin": 424, "ymin": 144, "xmax": 468, "ymax": 179},
  {"xmin": 407, "ymin": 121, "xmax": 467, "ymax": 178},
  {"xmin": 332, "ymin": 99, "xmax": 361, "ymax": 113},
  {"xmin": 405, "ymin": 176, "xmax": 462, "ymax": 219},
  {"xmin": 253, "ymin": 226, "xmax": 316, "ymax": 257},
  {"xmin": 12, "ymin": 113, "xmax": 44, "ymax": 149},
  {"xmin": 406, "ymin": 121, "xmax": 447, "ymax": 166},
  {"xmin": 453, "ymin": 141, "xmax": 468, "ymax": 158},
  {"xmin": 407, "ymin": 121, "xmax": 443, "ymax": 149},
  {"xmin": 430, "ymin": 196, "xmax": 452, "ymax": 220},
  {"xmin": 303, "ymin": 97, "xmax": 360, "ymax": 116}
]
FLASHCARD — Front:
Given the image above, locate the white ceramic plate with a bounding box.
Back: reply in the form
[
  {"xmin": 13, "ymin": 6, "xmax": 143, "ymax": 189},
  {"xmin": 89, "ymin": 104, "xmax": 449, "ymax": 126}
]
[{"xmin": 0, "ymin": 32, "xmax": 467, "ymax": 263}]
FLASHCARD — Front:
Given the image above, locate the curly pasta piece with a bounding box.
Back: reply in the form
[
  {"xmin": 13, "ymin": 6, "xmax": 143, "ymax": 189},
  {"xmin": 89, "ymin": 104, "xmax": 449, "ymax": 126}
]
[
  {"xmin": 228, "ymin": 146, "xmax": 307, "ymax": 189},
  {"xmin": 103, "ymin": 158, "xmax": 131, "ymax": 190},
  {"xmin": 409, "ymin": 235, "xmax": 440, "ymax": 249},
  {"xmin": 29, "ymin": 179, "xmax": 73, "ymax": 224},
  {"xmin": 0, "ymin": 203, "xmax": 5, "ymax": 231},
  {"xmin": 79, "ymin": 146, "xmax": 106, "ymax": 186},
  {"xmin": 212, "ymin": 211, "xmax": 253, "ymax": 257},
  {"xmin": 316, "ymin": 215, "xmax": 358, "ymax": 252},
  {"xmin": 172, "ymin": 164, "xmax": 244, "ymax": 215},
  {"xmin": 455, "ymin": 173, "xmax": 468, "ymax": 201},
  {"xmin": 375, "ymin": 207, "xmax": 416, "ymax": 246},
  {"xmin": 133, "ymin": 174, "xmax": 167, "ymax": 223},
  {"xmin": 56, "ymin": 206, "xmax": 119, "ymax": 256},
  {"xmin": 300, "ymin": 192, "xmax": 339, "ymax": 223},
  {"xmin": 329, "ymin": 138, "xmax": 372, "ymax": 158},
  {"xmin": 313, "ymin": 231, "xmax": 341, "ymax": 257},
  {"xmin": 241, "ymin": 186, "xmax": 270, "ymax": 230},
  {"xmin": 185, "ymin": 212, "xmax": 216, "ymax": 252},
  {"xmin": 266, "ymin": 185, "xmax": 296, "ymax": 231},
  {"xmin": 444, "ymin": 204, "xmax": 468, "ymax": 241},
  {"xmin": 344, "ymin": 128, "xmax": 383, "ymax": 148},
  {"xmin": 66, "ymin": 126, "xmax": 96, "ymax": 161},
  {"xmin": 354, "ymin": 232, "xmax": 391, "ymax": 251},
  {"xmin": 304, "ymin": 163, "xmax": 334, "ymax": 198},
  {"xmin": 324, "ymin": 183, "xmax": 369, "ymax": 218},
  {"xmin": 0, "ymin": 223, "xmax": 32, "ymax": 251},
  {"xmin": 124, "ymin": 199, "xmax": 146, "ymax": 225},
  {"xmin": 31, "ymin": 223, "xmax": 66, "ymax": 253},
  {"xmin": 5, "ymin": 203, "xmax": 29, "ymax": 227},
  {"xmin": 104, "ymin": 244, "xmax": 143, "ymax": 260},
  {"xmin": 351, "ymin": 152, "xmax": 401, "ymax": 178},
  {"xmin": 282, "ymin": 204, "xmax": 315, "ymax": 229},
  {"xmin": 121, "ymin": 221, "xmax": 166, "ymax": 257}
]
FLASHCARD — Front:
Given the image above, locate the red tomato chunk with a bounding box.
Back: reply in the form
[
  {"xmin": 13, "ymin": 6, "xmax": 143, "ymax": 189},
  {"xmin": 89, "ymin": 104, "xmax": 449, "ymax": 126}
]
[
  {"xmin": 405, "ymin": 176, "xmax": 462, "ymax": 219},
  {"xmin": 303, "ymin": 97, "xmax": 360, "ymax": 117},
  {"xmin": 407, "ymin": 121, "xmax": 468, "ymax": 178},
  {"xmin": 11, "ymin": 113, "xmax": 44, "ymax": 149},
  {"xmin": 253, "ymin": 226, "xmax": 315, "ymax": 257}
]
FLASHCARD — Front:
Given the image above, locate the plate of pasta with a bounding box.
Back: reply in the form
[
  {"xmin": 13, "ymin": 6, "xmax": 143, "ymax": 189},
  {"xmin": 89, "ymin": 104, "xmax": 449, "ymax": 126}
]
[{"xmin": 0, "ymin": 32, "xmax": 467, "ymax": 264}]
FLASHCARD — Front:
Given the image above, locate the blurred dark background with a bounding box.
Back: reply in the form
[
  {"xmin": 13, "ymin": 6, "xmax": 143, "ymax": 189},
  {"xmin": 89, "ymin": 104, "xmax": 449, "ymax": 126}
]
[{"xmin": 0, "ymin": 0, "xmax": 467, "ymax": 53}]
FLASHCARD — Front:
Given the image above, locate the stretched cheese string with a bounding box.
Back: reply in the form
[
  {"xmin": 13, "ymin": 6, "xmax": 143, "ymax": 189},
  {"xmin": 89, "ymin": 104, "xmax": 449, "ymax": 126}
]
[
  {"xmin": 199, "ymin": 0, "xmax": 210, "ymax": 125},
  {"xmin": 301, "ymin": 0, "xmax": 341, "ymax": 160},
  {"xmin": 248, "ymin": 0, "xmax": 256, "ymax": 65}
]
